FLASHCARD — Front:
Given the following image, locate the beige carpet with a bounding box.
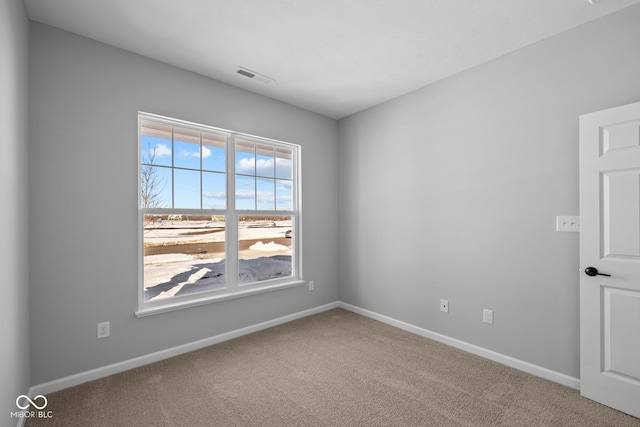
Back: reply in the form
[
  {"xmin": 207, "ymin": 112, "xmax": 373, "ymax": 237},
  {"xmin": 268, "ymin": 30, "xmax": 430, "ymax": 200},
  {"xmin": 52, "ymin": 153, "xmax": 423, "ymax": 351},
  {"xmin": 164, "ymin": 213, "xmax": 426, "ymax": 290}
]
[{"xmin": 27, "ymin": 308, "xmax": 640, "ymax": 426}]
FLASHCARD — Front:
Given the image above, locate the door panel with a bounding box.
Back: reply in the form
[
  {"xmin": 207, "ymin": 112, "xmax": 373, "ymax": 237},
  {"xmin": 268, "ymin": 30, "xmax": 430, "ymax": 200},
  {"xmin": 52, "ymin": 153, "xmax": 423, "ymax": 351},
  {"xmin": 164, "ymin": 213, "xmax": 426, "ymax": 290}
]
[
  {"xmin": 602, "ymin": 170, "xmax": 640, "ymax": 259},
  {"xmin": 580, "ymin": 101, "xmax": 640, "ymax": 419},
  {"xmin": 601, "ymin": 120, "xmax": 640, "ymax": 154},
  {"xmin": 603, "ymin": 287, "xmax": 640, "ymax": 380}
]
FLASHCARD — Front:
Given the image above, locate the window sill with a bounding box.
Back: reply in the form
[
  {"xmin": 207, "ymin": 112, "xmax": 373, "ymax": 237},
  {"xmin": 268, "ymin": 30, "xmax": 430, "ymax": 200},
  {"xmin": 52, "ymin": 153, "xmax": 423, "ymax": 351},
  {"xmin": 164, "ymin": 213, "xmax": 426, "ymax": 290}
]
[{"xmin": 135, "ymin": 280, "xmax": 305, "ymax": 318}]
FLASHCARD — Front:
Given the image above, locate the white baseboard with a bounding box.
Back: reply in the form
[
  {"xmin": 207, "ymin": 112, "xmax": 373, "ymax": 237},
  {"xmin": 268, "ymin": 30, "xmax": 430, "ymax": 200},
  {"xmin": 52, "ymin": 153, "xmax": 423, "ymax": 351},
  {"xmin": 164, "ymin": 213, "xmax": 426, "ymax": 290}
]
[
  {"xmin": 338, "ymin": 302, "xmax": 580, "ymax": 390},
  {"xmin": 15, "ymin": 415, "xmax": 26, "ymax": 427},
  {"xmin": 29, "ymin": 299, "xmax": 579, "ymax": 399},
  {"xmin": 30, "ymin": 302, "xmax": 340, "ymax": 396}
]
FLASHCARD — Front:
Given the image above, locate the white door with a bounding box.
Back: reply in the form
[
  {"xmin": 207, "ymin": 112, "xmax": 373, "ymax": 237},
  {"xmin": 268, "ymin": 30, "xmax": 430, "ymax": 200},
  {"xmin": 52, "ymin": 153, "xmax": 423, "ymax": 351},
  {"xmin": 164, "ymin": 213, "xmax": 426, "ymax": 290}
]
[{"xmin": 579, "ymin": 101, "xmax": 640, "ymax": 418}]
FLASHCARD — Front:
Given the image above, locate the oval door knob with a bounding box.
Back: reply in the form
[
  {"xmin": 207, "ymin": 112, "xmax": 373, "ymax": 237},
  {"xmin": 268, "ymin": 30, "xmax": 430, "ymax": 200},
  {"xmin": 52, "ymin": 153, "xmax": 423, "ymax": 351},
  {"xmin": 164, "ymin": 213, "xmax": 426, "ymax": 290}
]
[{"xmin": 585, "ymin": 267, "xmax": 611, "ymax": 277}]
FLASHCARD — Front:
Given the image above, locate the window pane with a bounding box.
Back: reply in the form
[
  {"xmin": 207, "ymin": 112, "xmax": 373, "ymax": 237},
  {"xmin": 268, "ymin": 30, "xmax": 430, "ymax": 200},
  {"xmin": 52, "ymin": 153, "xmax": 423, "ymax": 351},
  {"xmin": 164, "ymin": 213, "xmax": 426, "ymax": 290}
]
[
  {"xmin": 236, "ymin": 175, "xmax": 255, "ymax": 210},
  {"xmin": 203, "ymin": 171, "xmax": 226, "ymax": 209},
  {"xmin": 236, "ymin": 139, "xmax": 255, "ymax": 176},
  {"xmin": 275, "ymin": 148, "xmax": 293, "ymax": 179},
  {"xmin": 140, "ymin": 120, "xmax": 172, "ymax": 167},
  {"xmin": 238, "ymin": 215, "xmax": 292, "ymax": 285},
  {"xmin": 256, "ymin": 143, "xmax": 275, "ymax": 178},
  {"xmin": 174, "ymin": 127, "xmax": 201, "ymax": 170},
  {"xmin": 174, "ymin": 169, "xmax": 201, "ymax": 209},
  {"xmin": 202, "ymin": 132, "xmax": 226, "ymax": 173},
  {"xmin": 140, "ymin": 165, "xmax": 172, "ymax": 208},
  {"xmin": 276, "ymin": 179, "xmax": 292, "ymax": 211},
  {"xmin": 257, "ymin": 177, "xmax": 275, "ymax": 210},
  {"xmin": 143, "ymin": 214, "xmax": 226, "ymax": 302}
]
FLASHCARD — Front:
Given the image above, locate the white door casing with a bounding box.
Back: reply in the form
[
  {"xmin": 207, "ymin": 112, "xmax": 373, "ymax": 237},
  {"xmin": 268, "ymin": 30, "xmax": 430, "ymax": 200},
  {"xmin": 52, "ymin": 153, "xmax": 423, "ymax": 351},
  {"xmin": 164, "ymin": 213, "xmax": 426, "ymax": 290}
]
[{"xmin": 579, "ymin": 101, "xmax": 640, "ymax": 419}]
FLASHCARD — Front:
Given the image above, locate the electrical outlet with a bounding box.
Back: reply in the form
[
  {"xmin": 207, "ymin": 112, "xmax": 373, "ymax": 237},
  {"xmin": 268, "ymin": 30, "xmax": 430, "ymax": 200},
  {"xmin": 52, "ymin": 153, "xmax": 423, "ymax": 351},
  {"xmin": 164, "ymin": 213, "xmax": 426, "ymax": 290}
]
[
  {"xmin": 440, "ymin": 299, "xmax": 449, "ymax": 313},
  {"xmin": 308, "ymin": 280, "xmax": 315, "ymax": 291},
  {"xmin": 483, "ymin": 309, "xmax": 494, "ymax": 325},
  {"xmin": 556, "ymin": 216, "xmax": 580, "ymax": 232},
  {"xmin": 97, "ymin": 322, "xmax": 110, "ymax": 339}
]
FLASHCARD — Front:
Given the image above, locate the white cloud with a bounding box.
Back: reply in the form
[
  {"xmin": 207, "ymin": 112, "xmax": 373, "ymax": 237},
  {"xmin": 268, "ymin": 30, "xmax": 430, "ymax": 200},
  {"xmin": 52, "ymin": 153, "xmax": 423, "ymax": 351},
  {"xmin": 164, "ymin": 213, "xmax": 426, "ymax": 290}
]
[
  {"xmin": 276, "ymin": 195, "xmax": 292, "ymax": 203},
  {"xmin": 177, "ymin": 146, "xmax": 211, "ymax": 159},
  {"xmin": 152, "ymin": 143, "xmax": 172, "ymax": 157},
  {"xmin": 237, "ymin": 157, "xmax": 274, "ymax": 175},
  {"xmin": 256, "ymin": 158, "xmax": 274, "ymax": 169},
  {"xmin": 257, "ymin": 191, "xmax": 275, "ymax": 204},
  {"xmin": 237, "ymin": 157, "xmax": 255, "ymax": 173},
  {"xmin": 178, "ymin": 148, "xmax": 195, "ymax": 158},
  {"xmin": 203, "ymin": 191, "xmax": 225, "ymax": 199},
  {"xmin": 235, "ymin": 189, "xmax": 255, "ymax": 200},
  {"xmin": 276, "ymin": 158, "xmax": 291, "ymax": 167}
]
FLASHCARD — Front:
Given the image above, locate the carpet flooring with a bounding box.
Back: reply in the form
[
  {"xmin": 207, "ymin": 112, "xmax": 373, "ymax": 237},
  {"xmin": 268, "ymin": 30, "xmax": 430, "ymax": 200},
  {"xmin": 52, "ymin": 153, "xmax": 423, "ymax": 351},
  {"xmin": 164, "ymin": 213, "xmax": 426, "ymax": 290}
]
[{"xmin": 26, "ymin": 308, "xmax": 640, "ymax": 426}]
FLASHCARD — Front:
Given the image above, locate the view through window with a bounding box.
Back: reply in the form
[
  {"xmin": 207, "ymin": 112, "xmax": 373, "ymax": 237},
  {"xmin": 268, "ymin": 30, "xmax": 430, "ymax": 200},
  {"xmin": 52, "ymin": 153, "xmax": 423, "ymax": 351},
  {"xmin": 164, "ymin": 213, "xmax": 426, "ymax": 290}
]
[{"xmin": 139, "ymin": 113, "xmax": 299, "ymax": 308}]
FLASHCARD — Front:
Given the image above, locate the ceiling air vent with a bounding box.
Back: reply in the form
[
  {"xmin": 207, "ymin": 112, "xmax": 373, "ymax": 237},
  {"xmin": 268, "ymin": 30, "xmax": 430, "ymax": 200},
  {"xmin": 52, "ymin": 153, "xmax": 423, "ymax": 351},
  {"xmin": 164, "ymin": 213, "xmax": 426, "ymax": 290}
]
[{"xmin": 236, "ymin": 67, "xmax": 274, "ymax": 84}]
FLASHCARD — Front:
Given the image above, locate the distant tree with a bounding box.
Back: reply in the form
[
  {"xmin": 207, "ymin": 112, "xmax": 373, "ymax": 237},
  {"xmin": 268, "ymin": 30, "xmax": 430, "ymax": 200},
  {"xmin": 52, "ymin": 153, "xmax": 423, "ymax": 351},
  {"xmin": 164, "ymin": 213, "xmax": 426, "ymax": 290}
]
[{"xmin": 140, "ymin": 143, "xmax": 166, "ymax": 208}]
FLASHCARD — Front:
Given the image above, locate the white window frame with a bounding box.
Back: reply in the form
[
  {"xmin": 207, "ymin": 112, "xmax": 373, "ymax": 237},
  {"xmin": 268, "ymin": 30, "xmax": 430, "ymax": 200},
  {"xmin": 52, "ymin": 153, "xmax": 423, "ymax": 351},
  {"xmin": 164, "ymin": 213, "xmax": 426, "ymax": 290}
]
[{"xmin": 136, "ymin": 112, "xmax": 303, "ymax": 317}]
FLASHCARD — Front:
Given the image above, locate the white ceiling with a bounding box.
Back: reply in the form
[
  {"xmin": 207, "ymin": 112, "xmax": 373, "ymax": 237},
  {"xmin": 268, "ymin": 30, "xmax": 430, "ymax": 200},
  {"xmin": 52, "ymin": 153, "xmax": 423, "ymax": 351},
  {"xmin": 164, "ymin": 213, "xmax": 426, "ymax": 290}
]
[{"xmin": 23, "ymin": 0, "xmax": 640, "ymax": 119}]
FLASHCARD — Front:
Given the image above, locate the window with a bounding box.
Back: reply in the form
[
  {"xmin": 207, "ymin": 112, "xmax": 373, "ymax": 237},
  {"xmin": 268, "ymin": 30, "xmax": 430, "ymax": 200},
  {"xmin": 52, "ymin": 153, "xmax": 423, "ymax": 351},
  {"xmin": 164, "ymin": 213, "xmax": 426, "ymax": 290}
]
[{"xmin": 137, "ymin": 113, "xmax": 301, "ymax": 316}]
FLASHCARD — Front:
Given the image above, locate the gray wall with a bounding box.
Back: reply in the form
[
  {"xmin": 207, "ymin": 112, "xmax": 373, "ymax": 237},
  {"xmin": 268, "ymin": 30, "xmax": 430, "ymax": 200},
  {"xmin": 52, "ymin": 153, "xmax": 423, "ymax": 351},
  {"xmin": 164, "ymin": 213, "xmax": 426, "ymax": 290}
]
[
  {"xmin": 23, "ymin": 1, "xmax": 640, "ymax": 389},
  {"xmin": 338, "ymin": 4, "xmax": 640, "ymax": 379},
  {"xmin": 1, "ymin": 0, "xmax": 30, "ymax": 423},
  {"xmin": 28, "ymin": 23, "xmax": 339, "ymax": 385}
]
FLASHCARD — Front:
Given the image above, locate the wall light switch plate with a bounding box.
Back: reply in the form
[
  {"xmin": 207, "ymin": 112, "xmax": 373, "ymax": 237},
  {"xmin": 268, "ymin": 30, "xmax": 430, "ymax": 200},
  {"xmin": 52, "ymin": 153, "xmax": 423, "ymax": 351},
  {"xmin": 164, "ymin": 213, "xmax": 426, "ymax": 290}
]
[{"xmin": 556, "ymin": 216, "xmax": 580, "ymax": 232}]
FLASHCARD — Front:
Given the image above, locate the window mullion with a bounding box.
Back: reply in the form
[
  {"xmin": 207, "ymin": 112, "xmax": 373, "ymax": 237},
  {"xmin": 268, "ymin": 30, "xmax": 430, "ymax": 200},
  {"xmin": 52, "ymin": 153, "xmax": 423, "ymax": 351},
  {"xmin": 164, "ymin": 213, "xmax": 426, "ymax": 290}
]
[
  {"xmin": 273, "ymin": 176, "xmax": 277, "ymax": 211},
  {"xmin": 226, "ymin": 135, "xmax": 238, "ymax": 290},
  {"xmin": 199, "ymin": 131, "xmax": 203, "ymax": 209},
  {"xmin": 171, "ymin": 126, "xmax": 175, "ymax": 209},
  {"xmin": 253, "ymin": 144, "xmax": 258, "ymax": 210},
  {"xmin": 293, "ymin": 148, "xmax": 301, "ymax": 280}
]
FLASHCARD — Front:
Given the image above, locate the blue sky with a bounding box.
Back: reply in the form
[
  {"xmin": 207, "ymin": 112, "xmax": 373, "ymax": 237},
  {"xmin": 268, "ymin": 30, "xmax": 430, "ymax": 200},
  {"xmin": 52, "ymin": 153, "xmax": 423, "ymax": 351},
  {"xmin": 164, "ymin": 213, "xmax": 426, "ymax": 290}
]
[{"xmin": 141, "ymin": 133, "xmax": 293, "ymax": 211}]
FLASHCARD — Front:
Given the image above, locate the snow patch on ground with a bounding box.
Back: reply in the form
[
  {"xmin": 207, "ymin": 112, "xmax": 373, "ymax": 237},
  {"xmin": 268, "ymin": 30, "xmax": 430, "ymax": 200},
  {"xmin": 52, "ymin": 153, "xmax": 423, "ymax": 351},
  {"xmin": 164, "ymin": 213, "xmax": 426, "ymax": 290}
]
[
  {"xmin": 145, "ymin": 256, "xmax": 292, "ymax": 302},
  {"xmin": 238, "ymin": 256, "xmax": 292, "ymax": 284},
  {"xmin": 249, "ymin": 241, "xmax": 291, "ymax": 252},
  {"xmin": 144, "ymin": 253, "xmax": 195, "ymax": 265}
]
